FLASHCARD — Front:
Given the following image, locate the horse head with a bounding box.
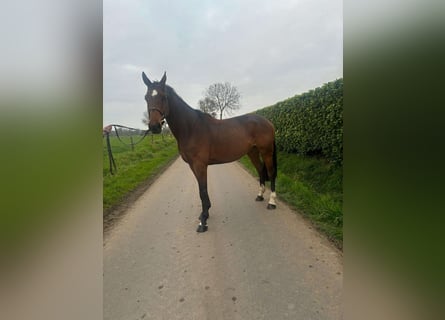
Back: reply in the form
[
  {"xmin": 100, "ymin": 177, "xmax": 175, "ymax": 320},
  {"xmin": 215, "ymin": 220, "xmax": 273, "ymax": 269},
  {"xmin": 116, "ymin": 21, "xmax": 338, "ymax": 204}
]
[{"xmin": 142, "ymin": 71, "xmax": 168, "ymax": 134}]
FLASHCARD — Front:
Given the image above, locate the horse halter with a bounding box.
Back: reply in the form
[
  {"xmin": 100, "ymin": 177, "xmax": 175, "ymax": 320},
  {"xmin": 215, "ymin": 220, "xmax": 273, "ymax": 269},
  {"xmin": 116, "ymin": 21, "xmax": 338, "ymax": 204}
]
[
  {"xmin": 148, "ymin": 93, "xmax": 168, "ymax": 122},
  {"xmin": 148, "ymin": 107, "xmax": 166, "ymax": 120}
]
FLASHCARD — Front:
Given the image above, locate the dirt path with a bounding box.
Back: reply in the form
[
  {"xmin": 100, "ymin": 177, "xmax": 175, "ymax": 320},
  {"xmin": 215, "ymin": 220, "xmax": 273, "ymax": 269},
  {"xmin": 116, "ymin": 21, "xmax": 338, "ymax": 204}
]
[{"xmin": 104, "ymin": 158, "xmax": 342, "ymax": 320}]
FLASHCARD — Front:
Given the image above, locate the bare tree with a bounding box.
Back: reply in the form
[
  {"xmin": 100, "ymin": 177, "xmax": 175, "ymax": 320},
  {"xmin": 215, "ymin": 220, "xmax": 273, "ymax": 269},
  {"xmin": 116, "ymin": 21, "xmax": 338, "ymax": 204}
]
[
  {"xmin": 203, "ymin": 82, "xmax": 241, "ymax": 119},
  {"xmin": 198, "ymin": 97, "xmax": 217, "ymax": 117},
  {"xmin": 142, "ymin": 111, "xmax": 149, "ymax": 126}
]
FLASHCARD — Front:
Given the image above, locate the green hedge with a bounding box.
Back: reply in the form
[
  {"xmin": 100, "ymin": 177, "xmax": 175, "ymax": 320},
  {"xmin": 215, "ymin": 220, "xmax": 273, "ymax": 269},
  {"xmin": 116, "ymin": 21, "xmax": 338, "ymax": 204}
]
[{"xmin": 255, "ymin": 79, "xmax": 343, "ymax": 164}]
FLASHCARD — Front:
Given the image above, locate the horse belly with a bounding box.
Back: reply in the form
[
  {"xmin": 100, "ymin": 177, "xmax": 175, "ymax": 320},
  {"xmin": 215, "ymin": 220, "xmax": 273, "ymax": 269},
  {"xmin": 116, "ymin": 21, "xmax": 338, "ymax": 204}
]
[
  {"xmin": 208, "ymin": 136, "xmax": 251, "ymax": 164},
  {"xmin": 208, "ymin": 152, "xmax": 245, "ymax": 165}
]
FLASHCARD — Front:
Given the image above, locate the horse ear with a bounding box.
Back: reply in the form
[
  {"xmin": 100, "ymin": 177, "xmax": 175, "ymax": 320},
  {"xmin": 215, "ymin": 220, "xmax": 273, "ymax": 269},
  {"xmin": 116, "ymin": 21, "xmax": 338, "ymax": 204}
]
[
  {"xmin": 160, "ymin": 71, "xmax": 167, "ymax": 87},
  {"xmin": 142, "ymin": 71, "xmax": 152, "ymax": 86}
]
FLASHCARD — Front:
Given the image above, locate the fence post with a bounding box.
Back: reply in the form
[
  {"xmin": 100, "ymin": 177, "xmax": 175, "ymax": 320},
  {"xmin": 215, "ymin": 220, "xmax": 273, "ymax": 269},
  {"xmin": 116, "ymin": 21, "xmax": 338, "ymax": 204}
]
[{"xmin": 106, "ymin": 132, "xmax": 117, "ymax": 175}]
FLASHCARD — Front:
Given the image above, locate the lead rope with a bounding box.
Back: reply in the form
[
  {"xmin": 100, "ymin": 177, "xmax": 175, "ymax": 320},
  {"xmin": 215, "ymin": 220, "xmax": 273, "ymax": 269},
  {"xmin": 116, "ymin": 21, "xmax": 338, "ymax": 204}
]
[
  {"xmin": 113, "ymin": 124, "xmax": 151, "ymax": 147},
  {"xmin": 104, "ymin": 91, "xmax": 167, "ymax": 175},
  {"xmin": 104, "ymin": 125, "xmax": 151, "ymax": 175}
]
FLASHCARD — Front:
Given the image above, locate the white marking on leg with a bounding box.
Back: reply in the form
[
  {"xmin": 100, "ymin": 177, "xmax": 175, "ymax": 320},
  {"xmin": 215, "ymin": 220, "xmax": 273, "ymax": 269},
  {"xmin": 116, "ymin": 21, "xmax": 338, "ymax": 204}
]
[
  {"xmin": 199, "ymin": 222, "xmax": 202, "ymax": 226},
  {"xmin": 151, "ymin": 89, "xmax": 158, "ymax": 96},
  {"xmin": 268, "ymin": 192, "xmax": 277, "ymax": 206},
  {"xmin": 258, "ymin": 184, "xmax": 266, "ymax": 197}
]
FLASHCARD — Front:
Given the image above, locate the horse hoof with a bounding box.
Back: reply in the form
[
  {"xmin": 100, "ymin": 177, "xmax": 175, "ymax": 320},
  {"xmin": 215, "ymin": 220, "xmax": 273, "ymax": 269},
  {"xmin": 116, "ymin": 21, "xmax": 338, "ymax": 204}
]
[
  {"xmin": 256, "ymin": 196, "xmax": 264, "ymax": 201},
  {"xmin": 196, "ymin": 225, "xmax": 208, "ymax": 233},
  {"xmin": 267, "ymin": 204, "xmax": 276, "ymax": 210}
]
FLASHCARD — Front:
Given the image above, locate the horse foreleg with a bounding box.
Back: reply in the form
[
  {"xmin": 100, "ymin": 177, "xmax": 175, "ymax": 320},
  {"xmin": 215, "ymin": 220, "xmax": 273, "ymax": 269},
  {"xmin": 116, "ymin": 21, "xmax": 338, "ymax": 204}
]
[
  {"xmin": 197, "ymin": 185, "xmax": 211, "ymax": 232},
  {"xmin": 190, "ymin": 162, "xmax": 211, "ymax": 232}
]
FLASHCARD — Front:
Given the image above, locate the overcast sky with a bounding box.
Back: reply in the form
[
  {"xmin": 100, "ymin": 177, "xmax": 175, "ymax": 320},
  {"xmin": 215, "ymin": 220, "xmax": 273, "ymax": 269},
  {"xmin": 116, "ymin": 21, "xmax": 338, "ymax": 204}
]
[{"xmin": 103, "ymin": 0, "xmax": 342, "ymax": 129}]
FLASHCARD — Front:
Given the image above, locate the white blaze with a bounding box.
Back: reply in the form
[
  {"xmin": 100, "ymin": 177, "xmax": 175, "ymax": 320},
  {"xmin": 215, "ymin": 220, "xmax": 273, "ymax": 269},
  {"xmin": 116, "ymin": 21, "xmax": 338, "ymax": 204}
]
[{"xmin": 151, "ymin": 89, "xmax": 158, "ymax": 96}]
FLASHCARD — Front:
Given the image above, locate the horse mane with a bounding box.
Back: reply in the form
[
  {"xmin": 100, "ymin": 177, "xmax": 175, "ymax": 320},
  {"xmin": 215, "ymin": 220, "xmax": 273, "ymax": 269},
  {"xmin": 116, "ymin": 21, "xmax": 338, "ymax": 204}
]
[
  {"xmin": 165, "ymin": 85, "xmax": 191, "ymax": 109},
  {"xmin": 165, "ymin": 85, "xmax": 214, "ymax": 120},
  {"xmin": 195, "ymin": 109, "xmax": 214, "ymax": 119}
]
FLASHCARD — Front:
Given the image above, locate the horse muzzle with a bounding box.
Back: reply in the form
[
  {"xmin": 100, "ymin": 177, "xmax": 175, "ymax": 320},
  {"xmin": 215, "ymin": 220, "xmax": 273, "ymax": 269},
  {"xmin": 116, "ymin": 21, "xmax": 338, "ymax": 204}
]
[{"xmin": 149, "ymin": 123, "xmax": 162, "ymax": 134}]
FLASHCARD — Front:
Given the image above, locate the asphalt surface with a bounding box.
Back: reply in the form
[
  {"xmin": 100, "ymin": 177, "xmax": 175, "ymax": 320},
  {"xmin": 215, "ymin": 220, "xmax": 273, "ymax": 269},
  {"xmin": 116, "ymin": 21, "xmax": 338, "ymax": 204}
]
[{"xmin": 104, "ymin": 157, "xmax": 342, "ymax": 320}]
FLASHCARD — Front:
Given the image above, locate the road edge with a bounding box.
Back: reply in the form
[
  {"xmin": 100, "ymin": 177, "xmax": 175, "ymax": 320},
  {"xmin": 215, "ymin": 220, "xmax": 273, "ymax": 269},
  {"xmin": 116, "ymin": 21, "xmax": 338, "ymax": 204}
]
[
  {"xmin": 103, "ymin": 155, "xmax": 180, "ymax": 239},
  {"xmin": 235, "ymin": 160, "xmax": 343, "ymax": 253}
]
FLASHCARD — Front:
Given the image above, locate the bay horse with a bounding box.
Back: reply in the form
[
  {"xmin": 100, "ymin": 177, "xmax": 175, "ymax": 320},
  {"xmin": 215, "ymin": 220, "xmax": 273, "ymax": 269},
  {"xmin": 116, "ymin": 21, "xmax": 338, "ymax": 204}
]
[{"xmin": 142, "ymin": 71, "xmax": 277, "ymax": 232}]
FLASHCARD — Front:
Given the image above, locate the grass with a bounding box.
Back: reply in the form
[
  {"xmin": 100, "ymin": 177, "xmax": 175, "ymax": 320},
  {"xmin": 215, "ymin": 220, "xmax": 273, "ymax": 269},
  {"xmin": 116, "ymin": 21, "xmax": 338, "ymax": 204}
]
[
  {"xmin": 103, "ymin": 133, "xmax": 178, "ymax": 211},
  {"xmin": 239, "ymin": 152, "xmax": 343, "ymax": 248},
  {"xmin": 103, "ymin": 132, "xmax": 343, "ymax": 248}
]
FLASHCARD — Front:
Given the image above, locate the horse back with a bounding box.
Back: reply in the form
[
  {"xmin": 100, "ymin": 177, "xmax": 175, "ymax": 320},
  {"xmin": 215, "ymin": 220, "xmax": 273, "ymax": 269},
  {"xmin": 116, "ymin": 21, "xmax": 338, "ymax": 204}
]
[{"xmin": 203, "ymin": 114, "xmax": 275, "ymax": 164}]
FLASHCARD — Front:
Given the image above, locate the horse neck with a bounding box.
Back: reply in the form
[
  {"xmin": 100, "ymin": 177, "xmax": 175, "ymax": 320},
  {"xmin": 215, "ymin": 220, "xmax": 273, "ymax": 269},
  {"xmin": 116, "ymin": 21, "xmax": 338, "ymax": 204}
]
[{"xmin": 165, "ymin": 87, "xmax": 198, "ymax": 141}]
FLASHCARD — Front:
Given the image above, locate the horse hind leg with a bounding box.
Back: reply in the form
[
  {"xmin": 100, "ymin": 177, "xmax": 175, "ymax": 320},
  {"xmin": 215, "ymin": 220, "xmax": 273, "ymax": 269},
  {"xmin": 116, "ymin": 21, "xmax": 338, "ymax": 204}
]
[
  {"xmin": 247, "ymin": 147, "xmax": 266, "ymax": 201},
  {"xmin": 266, "ymin": 156, "xmax": 277, "ymax": 209},
  {"xmin": 266, "ymin": 174, "xmax": 277, "ymax": 209},
  {"xmin": 263, "ymin": 146, "xmax": 277, "ymax": 210}
]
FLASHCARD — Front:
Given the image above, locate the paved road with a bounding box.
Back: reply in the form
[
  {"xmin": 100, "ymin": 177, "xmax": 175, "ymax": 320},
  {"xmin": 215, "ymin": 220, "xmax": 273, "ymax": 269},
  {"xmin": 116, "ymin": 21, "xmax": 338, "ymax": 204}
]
[{"xmin": 104, "ymin": 158, "xmax": 342, "ymax": 320}]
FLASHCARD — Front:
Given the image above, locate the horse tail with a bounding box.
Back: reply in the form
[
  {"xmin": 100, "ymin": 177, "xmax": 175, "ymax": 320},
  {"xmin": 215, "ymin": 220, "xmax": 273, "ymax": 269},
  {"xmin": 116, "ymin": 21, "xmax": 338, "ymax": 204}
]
[
  {"xmin": 261, "ymin": 140, "xmax": 277, "ymax": 181},
  {"xmin": 261, "ymin": 161, "xmax": 269, "ymax": 181},
  {"xmin": 272, "ymin": 139, "xmax": 277, "ymax": 180}
]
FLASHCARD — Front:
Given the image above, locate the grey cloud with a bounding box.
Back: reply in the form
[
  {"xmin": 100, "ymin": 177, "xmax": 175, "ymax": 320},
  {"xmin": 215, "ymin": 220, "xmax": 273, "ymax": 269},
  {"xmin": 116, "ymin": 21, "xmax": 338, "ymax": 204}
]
[{"xmin": 104, "ymin": 0, "xmax": 342, "ymax": 127}]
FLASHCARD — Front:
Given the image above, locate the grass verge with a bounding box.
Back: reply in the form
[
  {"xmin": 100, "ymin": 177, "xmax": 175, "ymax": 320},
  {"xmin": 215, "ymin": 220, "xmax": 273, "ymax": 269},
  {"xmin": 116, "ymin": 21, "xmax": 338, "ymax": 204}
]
[
  {"xmin": 239, "ymin": 152, "xmax": 343, "ymax": 249},
  {"xmin": 103, "ymin": 134, "xmax": 178, "ymax": 213}
]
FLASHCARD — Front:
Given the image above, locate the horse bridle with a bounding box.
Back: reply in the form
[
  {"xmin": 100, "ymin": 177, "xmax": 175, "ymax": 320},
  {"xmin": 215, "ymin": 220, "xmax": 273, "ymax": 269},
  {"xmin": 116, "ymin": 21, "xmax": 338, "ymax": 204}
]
[
  {"xmin": 148, "ymin": 93, "xmax": 168, "ymax": 122},
  {"xmin": 148, "ymin": 107, "xmax": 166, "ymax": 119}
]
